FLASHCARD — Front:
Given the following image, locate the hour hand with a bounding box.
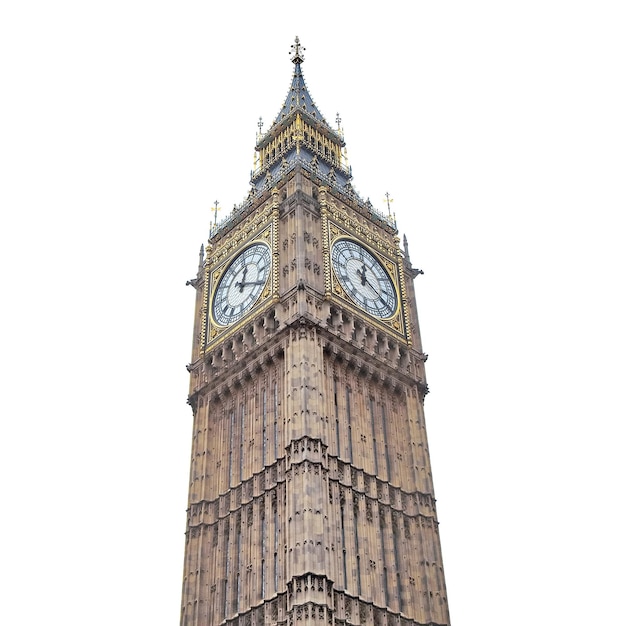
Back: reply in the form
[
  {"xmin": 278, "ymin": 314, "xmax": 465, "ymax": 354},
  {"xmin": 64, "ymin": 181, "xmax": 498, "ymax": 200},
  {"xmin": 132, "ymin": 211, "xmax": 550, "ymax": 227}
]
[
  {"xmin": 356, "ymin": 264, "xmax": 368, "ymax": 285},
  {"xmin": 235, "ymin": 266, "xmax": 248, "ymax": 292},
  {"xmin": 356, "ymin": 266, "xmax": 378, "ymax": 293}
]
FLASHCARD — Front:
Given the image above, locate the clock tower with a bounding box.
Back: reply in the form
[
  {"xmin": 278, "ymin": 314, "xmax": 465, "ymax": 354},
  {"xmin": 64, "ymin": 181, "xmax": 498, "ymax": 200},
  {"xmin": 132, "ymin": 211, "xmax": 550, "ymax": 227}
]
[{"xmin": 182, "ymin": 38, "xmax": 451, "ymax": 626}]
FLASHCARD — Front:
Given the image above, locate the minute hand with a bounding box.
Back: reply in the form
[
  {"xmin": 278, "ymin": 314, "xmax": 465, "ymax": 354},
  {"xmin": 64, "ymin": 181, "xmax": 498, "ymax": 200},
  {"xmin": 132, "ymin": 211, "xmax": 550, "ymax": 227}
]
[
  {"xmin": 363, "ymin": 276, "xmax": 381, "ymax": 296},
  {"xmin": 356, "ymin": 265, "xmax": 379, "ymax": 295}
]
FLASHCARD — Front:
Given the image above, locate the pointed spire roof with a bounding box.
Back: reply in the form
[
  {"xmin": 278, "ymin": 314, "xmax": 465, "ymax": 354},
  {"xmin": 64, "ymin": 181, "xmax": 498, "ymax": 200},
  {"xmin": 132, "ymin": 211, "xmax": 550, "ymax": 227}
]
[
  {"xmin": 251, "ymin": 37, "xmax": 351, "ymax": 195},
  {"xmin": 272, "ymin": 37, "xmax": 330, "ymax": 127},
  {"xmin": 210, "ymin": 38, "xmax": 397, "ymax": 241}
]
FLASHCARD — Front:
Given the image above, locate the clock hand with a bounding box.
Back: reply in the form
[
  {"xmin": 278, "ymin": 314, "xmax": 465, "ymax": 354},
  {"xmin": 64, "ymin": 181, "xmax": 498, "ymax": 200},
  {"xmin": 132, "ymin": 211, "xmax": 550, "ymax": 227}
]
[
  {"xmin": 364, "ymin": 276, "xmax": 381, "ymax": 296},
  {"xmin": 356, "ymin": 264, "xmax": 368, "ymax": 286},
  {"xmin": 355, "ymin": 265, "xmax": 380, "ymax": 295},
  {"xmin": 235, "ymin": 266, "xmax": 249, "ymax": 292}
]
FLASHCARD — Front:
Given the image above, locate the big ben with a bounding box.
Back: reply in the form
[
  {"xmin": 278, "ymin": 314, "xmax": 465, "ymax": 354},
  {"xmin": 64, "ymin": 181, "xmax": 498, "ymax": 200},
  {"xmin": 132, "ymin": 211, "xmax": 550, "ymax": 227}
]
[{"xmin": 181, "ymin": 38, "xmax": 451, "ymax": 626}]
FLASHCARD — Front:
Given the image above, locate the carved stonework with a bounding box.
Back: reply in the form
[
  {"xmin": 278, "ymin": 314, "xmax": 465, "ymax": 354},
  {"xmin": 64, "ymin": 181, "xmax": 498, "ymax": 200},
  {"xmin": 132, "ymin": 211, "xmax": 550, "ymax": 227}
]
[{"xmin": 182, "ymin": 42, "xmax": 450, "ymax": 626}]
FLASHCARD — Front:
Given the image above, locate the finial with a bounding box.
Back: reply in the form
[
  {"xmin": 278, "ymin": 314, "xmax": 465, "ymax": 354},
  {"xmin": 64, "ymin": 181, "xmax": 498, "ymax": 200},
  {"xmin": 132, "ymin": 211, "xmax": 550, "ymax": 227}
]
[
  {"xmin": 403, "ymin": 235, "xmax": 411, "ymax": 261},
  {"xmin": 198, "ymin": 243, "xmax": 205, "ymax": 270},
  {"xmin": 210, "ymin": 200, "xmax": 220, "ymax": 234},
  {"xmin": 257, "ymin": 116, "xmax": 264, "ymax": 135},
  {"xmin": 336, "ymin": 112, "xmax": 344, "ymax": 138},
  {"xmin": 384, "ymin": 192, "xmax": 394, "ymax": 217},
  {"xmin": 290, "ymin": 36, "xmax": 305, "ymax": 64}
]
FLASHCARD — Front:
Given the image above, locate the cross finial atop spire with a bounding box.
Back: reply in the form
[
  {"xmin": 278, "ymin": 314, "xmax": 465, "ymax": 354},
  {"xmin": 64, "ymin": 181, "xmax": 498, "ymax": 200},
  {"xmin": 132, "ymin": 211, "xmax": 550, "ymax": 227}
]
[{"xmin": 290, "ymin": 36, "xmax": 305, "ymax": 64}]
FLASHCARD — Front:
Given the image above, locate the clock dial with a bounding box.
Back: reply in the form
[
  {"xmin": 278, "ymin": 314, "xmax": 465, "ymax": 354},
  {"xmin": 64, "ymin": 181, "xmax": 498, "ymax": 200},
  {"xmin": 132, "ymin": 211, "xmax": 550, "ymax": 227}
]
[
  {"xmin": 331, "ymin": 239, "xmax": 398, "ymax": 319},
  {"xmin": 212, "ymin": 243, "xmax": 271, "ymax": 326}
]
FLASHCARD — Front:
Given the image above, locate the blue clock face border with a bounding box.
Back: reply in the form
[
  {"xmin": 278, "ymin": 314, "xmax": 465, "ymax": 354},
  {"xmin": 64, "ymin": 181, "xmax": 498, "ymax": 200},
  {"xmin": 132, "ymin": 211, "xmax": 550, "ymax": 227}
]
[
  {"xmin": 211, "ymin": 242, "xmax": 272, "ymax": 327},
  {"xmin": 331, "ymin": 238, "xmax": 398, "ymax": 319}
]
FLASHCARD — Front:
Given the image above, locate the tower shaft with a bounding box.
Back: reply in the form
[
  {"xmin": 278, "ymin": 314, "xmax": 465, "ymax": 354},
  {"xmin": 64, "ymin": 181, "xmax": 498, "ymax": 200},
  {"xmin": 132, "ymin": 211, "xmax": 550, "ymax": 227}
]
[{"xmin": 181, "ymin": 41, "xmax": 450, "ymax": 626}]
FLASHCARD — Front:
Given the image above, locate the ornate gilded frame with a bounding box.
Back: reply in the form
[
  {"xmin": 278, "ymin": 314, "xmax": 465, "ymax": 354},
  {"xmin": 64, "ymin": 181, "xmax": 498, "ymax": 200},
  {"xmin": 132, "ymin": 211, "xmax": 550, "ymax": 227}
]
[
  {"xmin": 319, "ymin": 187, "xmax": 410, "ymax": 343},
  {"xmin": 201, "ymin": 193, "xmax": 280, "ymax": 351}
]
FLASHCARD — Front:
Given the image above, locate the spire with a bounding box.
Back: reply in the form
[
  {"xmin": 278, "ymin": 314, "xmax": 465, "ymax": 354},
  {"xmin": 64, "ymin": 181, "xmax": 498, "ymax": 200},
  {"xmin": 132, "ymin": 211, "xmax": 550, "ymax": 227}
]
[
  {"xmin": 198, "ymin": 243, "xmax": 205, "ymax": 269},
  {"xmin": 251, "ymin": 37, "xmax": 350, "ymax": 195},
  {"xmin": 272, "ymin": 36, "xmax": 330, "ymax": 127},
  {"xmin": 212, "ymin": 38, "xmax": 397, "ymax": 241}
]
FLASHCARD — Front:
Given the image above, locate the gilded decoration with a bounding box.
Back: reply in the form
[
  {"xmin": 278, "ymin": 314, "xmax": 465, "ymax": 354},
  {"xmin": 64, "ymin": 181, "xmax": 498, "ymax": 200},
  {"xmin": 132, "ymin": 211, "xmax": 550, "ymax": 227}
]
[
  {"xmin": 202, "ymin": 206, "xmax": 276, "ymax": 350},
  {"xmin": 207, "ymin": 199, "xmax": 274, "ymax": 269},
  {"xmin": 320, "ymin": 188, "xmax": 408, "ymax": 342},
  {"xmin": 182, "ymin": 40, "xmax": 449, "ymax": 626}
]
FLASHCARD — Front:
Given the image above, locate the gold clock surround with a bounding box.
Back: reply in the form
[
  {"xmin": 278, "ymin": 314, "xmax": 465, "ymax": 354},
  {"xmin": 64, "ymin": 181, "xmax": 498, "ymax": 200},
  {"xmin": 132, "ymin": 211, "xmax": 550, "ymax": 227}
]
[
  {"xmin": 201, "ymin": 196, "xmax": 280, "ymax": 350},
  {"xmin": 320, "ymin": 187, "xmax": 410, "ymax": 343}
]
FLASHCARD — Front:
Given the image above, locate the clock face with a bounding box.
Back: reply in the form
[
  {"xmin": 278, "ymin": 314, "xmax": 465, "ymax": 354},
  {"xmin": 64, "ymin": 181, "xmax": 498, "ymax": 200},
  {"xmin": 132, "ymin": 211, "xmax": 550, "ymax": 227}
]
[
  {"xmin": 331, "ymin": 239, "xmax": 398, "ymax": 319},
  {"xmin": 212, "ymin": 243, "xmax": 272, "ymax": 326}
]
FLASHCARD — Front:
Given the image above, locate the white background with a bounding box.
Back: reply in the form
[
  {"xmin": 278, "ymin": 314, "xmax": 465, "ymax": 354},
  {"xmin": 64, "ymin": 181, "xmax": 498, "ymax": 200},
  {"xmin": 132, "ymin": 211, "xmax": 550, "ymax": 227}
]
[{"xmin": 1, "ymin": 2, "xmax": 624, "ymax": 624}]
